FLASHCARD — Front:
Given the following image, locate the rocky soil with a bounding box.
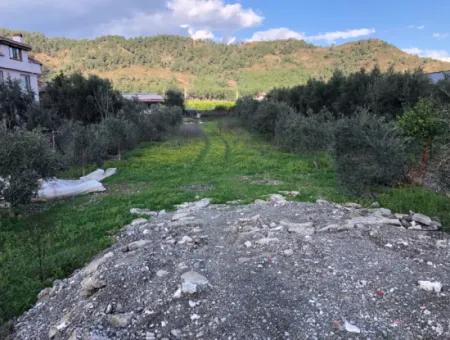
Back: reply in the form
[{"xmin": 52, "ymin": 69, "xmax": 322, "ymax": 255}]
[{"xmin": 13, "ymin": 195, "xmax": 450, "ymax": 339}]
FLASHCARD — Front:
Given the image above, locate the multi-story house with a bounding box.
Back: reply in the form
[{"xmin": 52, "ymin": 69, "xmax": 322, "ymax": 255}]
[{"xmin": 0, "ymin": 33, "xmax": 42, "ymax": 101}]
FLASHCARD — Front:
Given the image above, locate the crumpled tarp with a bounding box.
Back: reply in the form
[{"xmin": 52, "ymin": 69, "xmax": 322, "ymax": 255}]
[{"xmin": 37, "ymin": 168, "xmax": 117, "ymax": 200}]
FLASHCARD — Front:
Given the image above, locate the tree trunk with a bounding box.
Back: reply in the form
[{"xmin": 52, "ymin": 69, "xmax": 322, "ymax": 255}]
[{"xmin": 419, "ymin": 138, "xmax": 432, "ymax": 179}]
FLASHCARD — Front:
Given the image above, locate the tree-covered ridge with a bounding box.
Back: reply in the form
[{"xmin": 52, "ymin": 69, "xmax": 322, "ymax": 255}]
[{"xmin": 1, "ymin": 28, "xmax": 450, "ymax": 99}]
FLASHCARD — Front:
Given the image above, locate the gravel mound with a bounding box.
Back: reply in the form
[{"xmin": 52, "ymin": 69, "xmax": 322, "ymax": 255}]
[{"xmin": 13, "ymin": 195, "xmax": 450, "ymax": 339}]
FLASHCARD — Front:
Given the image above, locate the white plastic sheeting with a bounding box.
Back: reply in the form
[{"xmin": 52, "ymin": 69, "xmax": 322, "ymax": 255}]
[{"xmin": 37, "ymin": 168, "xmax": 117, "ymax": 200}]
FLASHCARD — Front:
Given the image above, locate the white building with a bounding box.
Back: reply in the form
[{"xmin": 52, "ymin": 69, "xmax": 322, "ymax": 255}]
[{"xmin": 0, "ymin": 33, "xmax": 42, "ymax": 101}]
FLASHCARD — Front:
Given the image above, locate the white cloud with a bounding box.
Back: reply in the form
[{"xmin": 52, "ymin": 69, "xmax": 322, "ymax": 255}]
[
  {"xmin": 408, "ymin": 25, "xmax": 425, "ymax": 30},
  {"xmin": 403, "ymin": 47, "xmax": 450, "ymax": 62},
  {"xmin": 308, "ymin": 28, "xmax": 376, "ymax": 43},
  {"xmin": 97, "ymin": 0, "xmax": 263, "ymax": 38},
  {"xmin": 247, "ymin": 28, "xmax": 305, "ymax": 42},
  {"xmin": 247, "ymin": 27, "xmax": 375, "ymax": 43},
  {"xmin": 433, "ymin": 32, "xmax": 449, "ymax": 40}
]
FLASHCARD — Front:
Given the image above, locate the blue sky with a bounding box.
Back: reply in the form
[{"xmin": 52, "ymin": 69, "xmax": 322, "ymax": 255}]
[{"xmin": 1, "ymin": 0, "xmax": 449, "ymax": 61}]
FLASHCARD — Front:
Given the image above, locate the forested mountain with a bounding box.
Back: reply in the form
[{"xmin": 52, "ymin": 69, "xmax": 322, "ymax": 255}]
[{"xmin": 2, "ymin": 28, "xmax": 450, "ymax": 99}]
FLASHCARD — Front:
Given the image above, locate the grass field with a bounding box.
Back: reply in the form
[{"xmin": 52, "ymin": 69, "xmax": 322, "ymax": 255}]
[
  {"xmin": 186, "ymin": 99, "xmax": 235, "ymax": 111},
  {"xmin": 1, "ymin": 120, "xmax": 449, "ymax": 325}
]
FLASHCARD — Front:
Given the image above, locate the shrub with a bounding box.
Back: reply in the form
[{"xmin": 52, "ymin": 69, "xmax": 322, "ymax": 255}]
[
  {"xmin": 0, "ymin": 79, "xmax": 35, "ymax": 129},
  {"xmin": 101, "ymin": 117, "xmax": 139, "ymax": 160},
  {"xmin": 275, "ymin": 110, "xmax": 335, "ymax": 154},
  {"xmin": 55, "ymin": 121, "xmax": 108, "ymax": 173},
  {"xmin": 399, "ymin": 98, "xmax": 446, "ymax": 177},
  {"xmin": 437, "ymin": 148, "xmax": 450, "ymax": 189},
  {"xmin": 234, "ymin": 96, "xmax": 259, "ymax": 127},
  {"xmin": 165, "ymin": 89, "xmax": 184, "ymax": 109},
  {"xmin": 0, "ymin": 128, "xmax": 57, "ymax": 207},
  {"xmin": 334, "ymin": 111, "xmax": 410, "ymax": 193},
  {"xmin": 41, "ymin": 72, "xmax": 123, "ymax": 124}
]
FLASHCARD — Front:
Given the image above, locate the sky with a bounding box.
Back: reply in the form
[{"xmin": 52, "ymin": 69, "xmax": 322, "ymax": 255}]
[{"xmin": 1, "ymin": 0, "xmax": 449, "ymax": 62}]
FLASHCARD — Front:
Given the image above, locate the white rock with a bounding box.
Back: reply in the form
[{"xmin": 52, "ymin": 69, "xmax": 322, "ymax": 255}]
[
  {"xmin": 172, "ymin": 288, "xmax": 182, "ymax": 299},
  {"xmin": 283, "ymin": 249, "xmax": 294, "ymax": 256},
  {"xmin": 191, "ymin": 313, "xmax": 201, "ymax": 320},
  {"xmin": 80, "ymin": 276, "xmax": 106, "ymax": 297},
  {"xmin": 418, "ymin": 280, "xmax": 442, "ymax": 293},
  {"xmin": 156, "ymin": 270, "xmax": 169, "ymax": 278},
  {"xmin": 130, "ymin": 218, "xmax": 148, "ymax": 226},
  {"xmin": 127, "ymin": 239, "xmax": 151, "ymax": 251},
  {"xmin": 83, "ymin": 252, "xmax": 114, "ymax": 275},
  {"xmin": 181, "ymin": 271, "xmax": 209, "ymax": 294},
  {"xmin": 178, "ymin": 236, "xmax": 193, "ymax": 244},
  {"xmin": 108, "ymin": 313, "xmax": 133, "ymax": 328},
  {"xmin": 344, "ymin": 320, "xmax": 361, "ymax": 334},
  {"xmin": 256, "ymin": 237, "xmax": 279, "ymax": 245},
  {"xmin": 244, "ymin": 241, "xmax": 252, "ymax": 248},
  {"xmin": 436, "ymin": 240, "xmax": 448, "ymax": 249},
  {"xmin": 171, "ymin": 329, "xmax": 182, "ymax": 338},
  {"xmin": 412, "ymin": 213, "xmax": 432, "ymax": 226},
  {"xmin": 130, "ymin": 208, "xmax": 157, "ymax": 217},
  {"xmin": 281, "ymin": 220, "xmax": 315, "ymax": 236}
]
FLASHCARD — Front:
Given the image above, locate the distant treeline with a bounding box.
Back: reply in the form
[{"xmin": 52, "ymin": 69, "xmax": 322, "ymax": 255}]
[{"xmin": 1, "ymin": 27, "xmax": 449, "ymax": 99}]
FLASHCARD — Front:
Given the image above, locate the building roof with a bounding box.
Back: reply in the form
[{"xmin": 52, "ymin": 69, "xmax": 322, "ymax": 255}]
[
  {"xmin": 0, "ymin": 35, "xmax": 32, "ymax": 51},
  {"xmin": 123, "ymin": 93, "xmax": 164, "ymax": 103}
]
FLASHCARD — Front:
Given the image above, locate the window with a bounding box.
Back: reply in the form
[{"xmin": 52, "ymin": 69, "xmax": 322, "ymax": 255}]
[
  {"xmin": 20, "ymin": 74, "xmax": 32, "ymax": 92},
  {"xmin": 9, "ymin": 47, "xmax": 22, "ymax": 61}
]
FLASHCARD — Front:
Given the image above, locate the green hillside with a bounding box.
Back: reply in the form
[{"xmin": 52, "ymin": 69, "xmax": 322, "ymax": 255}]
[{"xmin": 1, "ymin": 28, "xmax": 450, "ymax": 99}]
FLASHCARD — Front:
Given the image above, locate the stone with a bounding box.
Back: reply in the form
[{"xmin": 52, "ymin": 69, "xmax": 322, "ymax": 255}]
[
  {"xmin": 283, "ymin": 249, "xmax": 294, "ymax": 256},
  {"xmin": 80, "ymin": 277, "xmax": 106, "ymax": 297},
  {"xmin": 281, "ymin": 220, "xmax": 315, "ymax": 236},
  {"xmin": 418, "ymin": 280, "xmax": 442, "ymax": 293},
  {"xmin": 126, "ymin": 239, "xmax": 151, "ymax": 252},
  {"xmin": 156, "ymin": 270, "xmax": 169, "ymax": 278},
  {"xmin": 171, "ymin": 329, "xmax": 182, "ymax": 338},
  {"xmin": 436, "ymin": 240, "xmax": 448, "ymax": 249},
  {"xmin": 412, "ymin": 213, "xmax": 432, "ymax": 226},
  {"xmin": 181, "ymin": 271, "xmax": 209, "ymax": 294},
  {"xmin": 256, "ymin": 237, "xmax": 279, "ymax": 245},
  {"xmin": 178, "ymin": 235, "xmax": 193, "ymax": 244},
  {"xmin": 130, "ymin": 218, "xmax": 148, "ymax": 226},
  {"xmin": 84, "ymin": 252, "xmax": 114, "ymax": 275},
  {"xmin": 344, "ymin": 320, "xmax": 361, "ymax": 334},
  {"xmin": 343, "ymin": 203, "xmax": 362, "ymax": 209},
  {"xmin": 108, "ymin": 313, "xmax": 133, "ymax": 328},
  {"xmin": 244, "ymin": 241, "xmax": 252, "ymax": 248},
  {"xmin": 130, "ymin": 208, "xmax": 157, "ymax": 217}
]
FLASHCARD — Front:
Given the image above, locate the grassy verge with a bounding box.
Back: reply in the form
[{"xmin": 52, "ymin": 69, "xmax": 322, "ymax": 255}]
[{"xmin": 1, "ymin": 120, "xmax": 449, "ymax": 325}]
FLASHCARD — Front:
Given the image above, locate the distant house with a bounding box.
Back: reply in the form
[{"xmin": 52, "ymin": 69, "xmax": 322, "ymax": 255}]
[
  {"xmin": 426, "ymin": 70, "xmax": 450, "ymax": 84},
  {"xmin": 122, "ymin": 93, "xmax": 164, "ymax": 105},
  {"xmin": 0, "ymin": 33, "xmax": 42, "ymax": 101}
]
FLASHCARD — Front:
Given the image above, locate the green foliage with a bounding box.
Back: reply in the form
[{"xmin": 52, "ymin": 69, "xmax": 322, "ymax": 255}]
[
  {"xmin": 334, "ymin": 112, "xmax": 410, "ymax": 193},
  {"xmin": 165, "ymin": 89, "xmax": 185, "ymax": 109},
  {"xmin": 275, "ymin": 110, "xmax": 335, "ymax": 154},
  {"xmin": 0, "ymin": 79, "xmax": 35, "ymax": 129},
  {"xmin": 0, "ymin": 129, "xmax": 57, "ymax": 207},
  {"xmin": 398, "ymin": 98, "xmax": 444, "ymax": 142},
  {"xmin": 101, "ymin": 117, "xmax": 139, "ymax": 160},
  {"xmin": 41, "ymin": 72, "xmax": 123, "ymax": 124},
  {"xmin": 268, "ymin": 68, "xmax": 434, "ymax": 119}
]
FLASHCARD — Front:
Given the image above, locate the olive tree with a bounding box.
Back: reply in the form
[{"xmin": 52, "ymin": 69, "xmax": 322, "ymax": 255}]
[{"xmin": 0, "ymin": 128, "xmax": 57, "ymax": 208}]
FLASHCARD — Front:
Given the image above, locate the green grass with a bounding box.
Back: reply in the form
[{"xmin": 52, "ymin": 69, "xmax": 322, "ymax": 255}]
[{"xmin": 1, "ymin": 121, "xmax": 449, "ymax": 325}]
